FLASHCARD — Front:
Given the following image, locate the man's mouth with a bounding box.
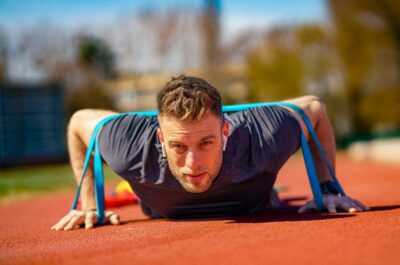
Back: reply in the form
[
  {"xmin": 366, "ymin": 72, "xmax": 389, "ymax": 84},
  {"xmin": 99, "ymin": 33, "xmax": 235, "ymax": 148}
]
[{"xmin": 184, "ymin": 173, "xmax": 206, "ymax": 183}]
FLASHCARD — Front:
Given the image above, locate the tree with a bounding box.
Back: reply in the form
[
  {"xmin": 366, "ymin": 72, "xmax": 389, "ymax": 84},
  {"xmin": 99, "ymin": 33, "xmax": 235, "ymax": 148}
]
[
  {"xmin": 77, "ymin": 36, "xmax": 116, "ymax": 79},
  {"xmin": 62, "ymin": 35, "xmax": 117, "ymax": 117},
  {"xmin": 65, "ymin": 82, "xmax": 114, "ymax": 117},
  {"xmin": 328, "ymin": 0, "xmax": 400, "ymax": 132},
  {"xmin": 6, "ymin": 23, "xmax": 74, "ymax": 83},
  {"xmin": 246, "ymin": 28, "xmax": 303, "ymax": 102}
]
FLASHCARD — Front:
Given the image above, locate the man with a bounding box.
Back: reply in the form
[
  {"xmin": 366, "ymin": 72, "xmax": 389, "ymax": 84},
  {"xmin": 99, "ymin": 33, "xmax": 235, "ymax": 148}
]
[{"xmin": 52, "ymin": 75, "xmax": 369, "ymax": 231}]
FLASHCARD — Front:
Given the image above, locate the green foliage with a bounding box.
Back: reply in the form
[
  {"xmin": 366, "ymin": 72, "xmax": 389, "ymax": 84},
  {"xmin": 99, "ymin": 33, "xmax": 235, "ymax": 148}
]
[
  {"xmin": 359, "ymin": 85, "xmax": 400, "ymax": 127},
  {"xmin": 247, "ymin": 32, "xmax": 303, "ymax": 102},
  {"xmin": 0, "ymin": 164, "xmax": 120, "ymax": 202},
  {"xmin": 297, "ymin": 25, "xmax": 325, "ymax": 46},
  {"xmin": 0, "ymin": 164, "xmax": 75, "ymax": 200},
  {"xmin": 65, "ymin": 83, "xmax": 115, "ymax": 118},
  {"xmin": 246, "ymin": 25, "xmax": 332, "ymax": 103},
  {"xmin": 78, "ymin": 36, "xmax": 116, "ymax": 78},
  {"xmin": 246, "ymin": 0, "xmax": 400, "ymax": 136},
  {"xmin": 64, "ymin": 36, "xmax": 117, "ymax": 118},
  {"xmin": 328, "ymin": 0, "xmax": 400, "ymax": 132}
]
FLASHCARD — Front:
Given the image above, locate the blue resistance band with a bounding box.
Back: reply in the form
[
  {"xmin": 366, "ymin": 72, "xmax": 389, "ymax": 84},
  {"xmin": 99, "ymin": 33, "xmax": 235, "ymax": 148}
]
[{"xmin": 71, "ymin": 102, "xmax": 346, "ymax": 224}]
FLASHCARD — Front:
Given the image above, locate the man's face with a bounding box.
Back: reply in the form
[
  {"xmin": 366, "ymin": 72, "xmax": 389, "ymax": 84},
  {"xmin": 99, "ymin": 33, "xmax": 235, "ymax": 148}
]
[{"xmin": 158, "ymin": 114, "xmax": 229, "ymax": 193}]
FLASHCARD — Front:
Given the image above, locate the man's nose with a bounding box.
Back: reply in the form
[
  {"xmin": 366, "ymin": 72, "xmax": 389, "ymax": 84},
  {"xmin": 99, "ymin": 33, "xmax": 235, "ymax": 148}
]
[{"xmin": 185, "ymin": 149, "xmax": 201, "ymax": 170}]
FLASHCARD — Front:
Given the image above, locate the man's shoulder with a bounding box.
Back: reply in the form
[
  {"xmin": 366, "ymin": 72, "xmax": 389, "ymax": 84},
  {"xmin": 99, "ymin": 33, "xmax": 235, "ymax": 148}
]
[
  {"xmin": 224, "ymin": 105, "xmax": 301, "ymax": 172},
  {"xmin": 109, "ymin": 113, "xmax": 159, "ymax": 127},
  {"xmin": 98, "ymin": 113, "xmax": 160, "ymax": 176},
  {"xmin": 224, "ymin": 105, "xmax": 285, "ymax": 121}
]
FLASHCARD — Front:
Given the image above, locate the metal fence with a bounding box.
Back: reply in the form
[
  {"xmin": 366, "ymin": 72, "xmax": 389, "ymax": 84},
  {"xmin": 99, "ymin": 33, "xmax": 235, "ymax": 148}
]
[{"xmin": 0, "ymin": 83, "xmax": 67, "ymax": 167}]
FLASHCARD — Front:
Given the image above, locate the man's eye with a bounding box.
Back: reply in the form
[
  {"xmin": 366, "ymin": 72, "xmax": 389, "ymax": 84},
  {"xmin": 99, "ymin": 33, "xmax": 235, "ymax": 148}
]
[
  {"xmin": 171, "ymin": 144, "xmax": 186, "ymax": 152},
  {"xmin": 201, "ymin": 141, "xmax": 213, "ymax": 147}
]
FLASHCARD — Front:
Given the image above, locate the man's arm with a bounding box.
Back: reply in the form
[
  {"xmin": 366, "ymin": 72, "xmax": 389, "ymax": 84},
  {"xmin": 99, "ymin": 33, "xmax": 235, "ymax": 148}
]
[
  {"xmin": 283, "ymin": 96, "xmax": 370, "ymax": 213},
  {"xmin": 52, "ymin": 109, "xmax": 120, "ymax": 231},
  {"xmin": 284, "ymin": 96, "xmax": 335, "ymax": 183}
]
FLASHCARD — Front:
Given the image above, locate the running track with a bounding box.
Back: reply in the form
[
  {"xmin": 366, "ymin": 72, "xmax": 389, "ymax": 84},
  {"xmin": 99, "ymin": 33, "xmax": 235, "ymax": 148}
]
[{"xmin": 1, "ymin": 154, "xmax": 399, "ymax": 265}]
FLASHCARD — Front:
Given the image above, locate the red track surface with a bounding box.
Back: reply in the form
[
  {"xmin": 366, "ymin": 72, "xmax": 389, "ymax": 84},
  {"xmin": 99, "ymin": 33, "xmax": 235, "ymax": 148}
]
[{"xmin": 1, "ymin": 154, "xmax": 399, "ymax": 265}]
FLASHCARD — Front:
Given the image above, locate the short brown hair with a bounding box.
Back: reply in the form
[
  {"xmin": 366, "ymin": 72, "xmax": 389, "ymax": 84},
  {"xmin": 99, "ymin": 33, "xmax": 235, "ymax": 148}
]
[{"xmin": 157, "ymin": 75, "xmax": 222, "ymax": 122}]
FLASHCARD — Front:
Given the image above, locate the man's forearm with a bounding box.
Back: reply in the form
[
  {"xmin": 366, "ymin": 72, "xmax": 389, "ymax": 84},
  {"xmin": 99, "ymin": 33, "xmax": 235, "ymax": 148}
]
[
  {"xmin": 66, "ymin": 109, "xmax": 118, "ymax": 211},
  {"xmin": 309, "ymin": 108, "xmax": 336, "ymax": 183},
  {"xmin": 285, "ymin": 96, "xmax": 336, "ymax": 184},
  {"xmin": 67, "ymin": 114, "xmax": 96, "ymax": 211}
]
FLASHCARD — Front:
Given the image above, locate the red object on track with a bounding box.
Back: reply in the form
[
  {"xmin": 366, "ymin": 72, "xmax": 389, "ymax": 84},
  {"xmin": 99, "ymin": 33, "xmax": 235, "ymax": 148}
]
[
  {"xmin": 105, "ymin": 191, "xmax": 138, "ymax": 208},
  {"xmin": 76, "ymin": 191, "xmax": 138, "ymax": 209}
]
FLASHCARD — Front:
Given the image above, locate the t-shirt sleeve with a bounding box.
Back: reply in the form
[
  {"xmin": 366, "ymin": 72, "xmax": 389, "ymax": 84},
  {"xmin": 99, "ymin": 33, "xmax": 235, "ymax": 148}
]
[
  {"xmin": 243, "ymin": 106, "xmax": 301, "ymax": 173},
  {"xmin": 97, "ymin": 114, "xmax": 159, "ymax": 177}
]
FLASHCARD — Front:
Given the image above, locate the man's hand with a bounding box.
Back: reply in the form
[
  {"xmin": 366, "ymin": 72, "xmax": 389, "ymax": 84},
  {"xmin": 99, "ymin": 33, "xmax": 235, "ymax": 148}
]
[
  {"xmin": 298, "ymin": 195, "xmax": 370, "ymax": 214},
  {"xmin": 51, "ymin": 209, "xmax": 120, "ymax": 231}
]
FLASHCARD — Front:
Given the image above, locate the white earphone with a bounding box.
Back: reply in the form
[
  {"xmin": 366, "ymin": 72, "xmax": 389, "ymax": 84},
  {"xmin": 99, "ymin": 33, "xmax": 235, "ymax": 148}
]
[
  {"xmin": 223, "ymin": 135, "xmax": 228, "ymax": 152},
  {"xmin": 161, "ymin": 143, "xmax": 167, "ymax": 157}
]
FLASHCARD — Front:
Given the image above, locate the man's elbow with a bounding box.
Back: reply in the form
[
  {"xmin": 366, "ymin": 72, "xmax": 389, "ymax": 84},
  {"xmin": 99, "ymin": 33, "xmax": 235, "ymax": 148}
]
[{"xmin": 303, "ymin": 95, "xmax": 327, "ymax": 118}]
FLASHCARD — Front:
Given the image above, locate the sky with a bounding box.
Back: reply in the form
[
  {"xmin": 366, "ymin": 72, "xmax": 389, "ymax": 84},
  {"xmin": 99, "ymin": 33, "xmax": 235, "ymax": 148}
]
[
  {"xmin": 0, "ymin": 0, "xmax": 329, "ymax": 35},
  {"xmin": 0, "ymin": 0, "xmax": 329, "ymax": 80}
]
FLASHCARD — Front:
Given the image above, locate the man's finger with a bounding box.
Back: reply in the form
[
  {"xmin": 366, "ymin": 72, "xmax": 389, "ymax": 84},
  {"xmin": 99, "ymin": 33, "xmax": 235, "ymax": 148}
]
[
  {"xmin": 85, "ymin": 211, "xmax": 97, "ymax": 229},
  {"xmin": 109, "ymin": 213, "xmax": 120, "ymax": 225},
  {"xmin": 298, "ymin": 205, "xmax": 308, "ymax": 214},
  {"xmin": 337, "ymin": 198, "xmax": 353, "ymax": 212},
  {"xmin": 52, "ymin": 215, "xmax": 73, "ymax": 231},
  {"xmin": 324, "ymin": 196, "xmax": 337, "ymax": 213},
  {"xmin": 353, "ymin": 199, "xmax": 370, "ymax": 211},
  {"xmin": 64, "ymin": 215, "xmax": 81, "ymax": 231},
  {"xmin": 348, "ymin": 207, "xmax": 357, "ymax": 213},
  {"xmin": 298, "ymin": 201, "xmax": 315, "ymax": 214},
  {"xmin": 349, "ymin": 201, "xmax": 363, "ymax": 212},
  {"xmin": 326, "ymin": 201, "xmax": 337, "ymax": 213},
  {"xmin": 338, "ymin": 198, "xmax": 359, "ymax": 213},
  {"xmin": 104, "ymin": 211, "xmax": 120, "ymax": 225}
]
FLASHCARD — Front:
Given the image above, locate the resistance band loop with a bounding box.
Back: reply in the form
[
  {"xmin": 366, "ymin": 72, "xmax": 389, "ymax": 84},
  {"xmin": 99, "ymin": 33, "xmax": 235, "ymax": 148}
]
[{"xmin": 71, "ymin": 102, "xmax": 345, "ymax": 223}]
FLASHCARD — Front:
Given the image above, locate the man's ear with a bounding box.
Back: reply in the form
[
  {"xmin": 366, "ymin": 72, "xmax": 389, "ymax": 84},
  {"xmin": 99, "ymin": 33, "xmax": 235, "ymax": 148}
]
[
  {"xmin": 222, "ymin": 122, "xmax": 229, "ymax": 152},
  {"xmin": 222, "ymin": 122, "xmax": 229, "ymax": 138},
  {"xmin": 157, "ymin": 128, "xmax": 164, "ymax": 143},
  {"xmin": 157, "ymin": 128, "xmax": 167, "ymax": 157}
]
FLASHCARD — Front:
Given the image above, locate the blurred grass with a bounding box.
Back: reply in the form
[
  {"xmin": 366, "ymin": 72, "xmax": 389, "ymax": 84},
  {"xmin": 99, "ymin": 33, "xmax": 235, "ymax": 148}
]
[{"xmin": 0, "ymin": 163, "xmax": 121, "ymax": 203}]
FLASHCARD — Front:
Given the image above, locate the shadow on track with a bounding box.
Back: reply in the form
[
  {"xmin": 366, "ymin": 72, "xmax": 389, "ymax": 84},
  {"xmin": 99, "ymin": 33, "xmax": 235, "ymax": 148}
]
[
  {"xmin": 116, "ymin": 198, "xmax": 400, "ymax": 226},
  {"xmin": 369, "ymin": 205, "xmax": 400, "ymax": 211},
  {"xmin": 227, "ymin": 203, "xmax": 400, "ymax": 224},
  {"xmin": 225, "ymin": 196, "xmax": 355, "ymax": 224},
  {"xmin": 157, "ymin": 196, "xmax": 356, "ymax": 224},
  {"xmin": 225, "ymin": 212, "xmax": 355, "ymax": 224}
]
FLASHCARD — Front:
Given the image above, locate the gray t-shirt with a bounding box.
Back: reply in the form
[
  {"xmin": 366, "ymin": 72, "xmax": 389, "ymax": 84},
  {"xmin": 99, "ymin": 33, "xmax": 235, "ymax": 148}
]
[{"xmin": 98, "ymin": 106, "xmax": 301, "ymax": 218}]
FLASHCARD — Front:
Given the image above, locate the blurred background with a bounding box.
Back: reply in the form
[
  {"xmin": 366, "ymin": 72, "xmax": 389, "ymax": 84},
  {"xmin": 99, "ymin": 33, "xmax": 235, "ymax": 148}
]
[{"xmin": 0, "ymin": 0, "xmax": 399, "ymax": 199}]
